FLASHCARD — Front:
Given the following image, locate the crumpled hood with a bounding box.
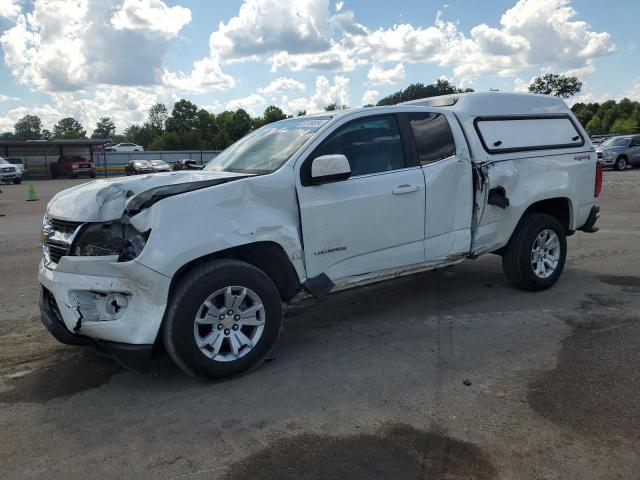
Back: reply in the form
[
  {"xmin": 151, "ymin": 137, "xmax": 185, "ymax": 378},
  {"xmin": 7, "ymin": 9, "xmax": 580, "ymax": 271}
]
[{"xmin": 47, "ymin": 170, "xmax": 247, "ymax": 222}]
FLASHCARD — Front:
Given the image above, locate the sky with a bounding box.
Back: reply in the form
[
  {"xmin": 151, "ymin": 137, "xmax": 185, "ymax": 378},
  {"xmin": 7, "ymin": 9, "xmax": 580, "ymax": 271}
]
[{"xmin": 0, "ymin": 0, "xmax": 638, "ymax": 134}]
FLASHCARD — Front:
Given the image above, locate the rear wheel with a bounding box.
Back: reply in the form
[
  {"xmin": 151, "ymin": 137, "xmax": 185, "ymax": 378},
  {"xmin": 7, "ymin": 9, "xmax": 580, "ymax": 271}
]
[
  {"xmin": 163, "ymin": 259, "xmax": 282, "ymax": 380},
  {"xmin": 614, "ymin": 156, "xmax": 627, "ymax": 171},
  {"xmin": 502, "ymin": 213, "xmax": 567, "ymax": 291}
]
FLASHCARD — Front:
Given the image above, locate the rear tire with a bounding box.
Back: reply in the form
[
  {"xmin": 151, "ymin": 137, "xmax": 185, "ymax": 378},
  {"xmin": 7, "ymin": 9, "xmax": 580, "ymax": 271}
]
[
  {"xmin": 614, "ymin": 156, "xmax": 627, "ymax": 171},
  {"xmin": 163, "ymin": 259, "xmax": 282, "ymax": 380},
  {"xmin": 502, "ymin": 213, "xmax": 567, "ymax": 291}
]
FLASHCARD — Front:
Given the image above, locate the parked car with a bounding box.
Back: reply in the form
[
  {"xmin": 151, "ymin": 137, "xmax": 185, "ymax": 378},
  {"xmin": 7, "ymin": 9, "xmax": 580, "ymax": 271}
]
[
  {"xmin": 595, "ymin": 135, "xmax": 640, "ymax": 170},
  {"xmin": 172, "ymin": 158, "xmax": 203, "ymax": 171},
  {"xmin": 0, "ymin": 156, "xmax": 22, "ymax": 184},
  {"xmin": 149, "ymin": 160, "xmax": 171, "ymax": 172},
  {"xmin": 110, "ymin": 143, "xmax": 144, "ymax": 152},
  {"xmin": 125, "ymin": 160, "xmax": 155, "ymax": 175},
  {"xmin": 5, "ymin": 157, "xmax": 26, "ymax": 178},
  {"xmin": 50, "ymin": 156, "xmax": 96, "ymax": 179},
  {"xmin": 39, "ymin": 92, "xmax": 601, "ymax": 379}
]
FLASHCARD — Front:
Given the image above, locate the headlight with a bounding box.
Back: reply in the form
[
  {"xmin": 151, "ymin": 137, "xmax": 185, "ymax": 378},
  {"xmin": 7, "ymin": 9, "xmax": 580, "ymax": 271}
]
[
  {"xmin": 603, "ymin": 151, "xmax": 614, "ymax": 158},
  {"xmin": 72, "ymin": 222, "xmax": 149, "ymax": 261}
]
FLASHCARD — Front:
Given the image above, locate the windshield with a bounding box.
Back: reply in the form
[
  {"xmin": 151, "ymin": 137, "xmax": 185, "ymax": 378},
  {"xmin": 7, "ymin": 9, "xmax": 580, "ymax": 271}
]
[
  {"xmin": 601, "ymin": 137, "xmax": 630, "ymax": 147},
  {"xmin": 150, "ymin": 160, "xmax": 167, "ymax": 166},
  {"xmin": 133, "ymin": 160, "xmax": 151, "ymax": 167},
  {"xmin": 204, "ymin": 117, "xmax": 330, "ymax": 174}
]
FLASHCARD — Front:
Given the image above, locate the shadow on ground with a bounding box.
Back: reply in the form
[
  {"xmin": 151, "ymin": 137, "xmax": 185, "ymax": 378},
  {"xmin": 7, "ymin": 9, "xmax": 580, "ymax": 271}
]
[{"xmin": 223, "ymin": 424, "xmax": 496, "ymax": 480}]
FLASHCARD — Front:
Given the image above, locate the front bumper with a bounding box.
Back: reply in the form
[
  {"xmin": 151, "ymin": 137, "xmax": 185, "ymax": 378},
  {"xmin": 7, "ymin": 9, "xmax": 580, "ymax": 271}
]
[
  {"xmin": 38, "ymin": 256, "xmax": 171, "ymax": 370},
  {"xmin": 39, "ymin": 287, "xmax": 153, "ymax": 371},
  {"xmin": 0, "ymin": 171, "xmax": 21, "ymax": 181}
]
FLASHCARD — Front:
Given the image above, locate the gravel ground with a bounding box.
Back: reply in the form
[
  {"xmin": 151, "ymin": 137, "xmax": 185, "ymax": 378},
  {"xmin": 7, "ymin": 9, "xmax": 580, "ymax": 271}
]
[{"xmin": 0, "ymin": 170, "xmax": 639, "ymax": 480}]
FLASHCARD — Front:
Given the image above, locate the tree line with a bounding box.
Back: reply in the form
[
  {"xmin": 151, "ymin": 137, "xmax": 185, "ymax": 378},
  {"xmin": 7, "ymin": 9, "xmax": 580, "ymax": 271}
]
[{"xmin": 1, "ymin": 75, "xmax": 637, "ymax": 148}]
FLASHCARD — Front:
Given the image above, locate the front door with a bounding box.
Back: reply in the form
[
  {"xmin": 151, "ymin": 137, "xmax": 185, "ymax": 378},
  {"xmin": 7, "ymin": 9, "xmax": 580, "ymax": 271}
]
[{"xmin": 296, "ymin": 114, "xmax": 426, "ymax": 282}]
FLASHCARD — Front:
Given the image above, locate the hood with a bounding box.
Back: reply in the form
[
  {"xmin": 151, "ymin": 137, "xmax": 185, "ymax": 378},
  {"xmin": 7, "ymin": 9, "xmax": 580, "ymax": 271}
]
[{"xmin": 47, "ymin": 170, "xmax": 248, "ymax": 222}]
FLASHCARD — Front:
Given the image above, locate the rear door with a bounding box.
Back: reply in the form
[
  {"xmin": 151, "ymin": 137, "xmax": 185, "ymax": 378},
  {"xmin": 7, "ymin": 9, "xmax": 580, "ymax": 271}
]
[
  {"xmin": 399, "ymin": 111, "xmax": 473, "ymax": 262},
  {"xmin": 295, "ymin": 113, "xmax": 426, "ymax": 282}
]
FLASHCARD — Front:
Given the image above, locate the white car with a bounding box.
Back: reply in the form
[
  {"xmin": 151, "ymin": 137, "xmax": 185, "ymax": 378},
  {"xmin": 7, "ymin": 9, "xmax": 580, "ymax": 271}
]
[
  {"xmin": 0, "ymin": 157, "xmax": 23, "ymax": 184},
  {"xmin": 110, "ymin": 143, "xmax": 144, "ymax": 152},
  {"xmin": 38, "ymin": 92, "xmax": 601, "ymax": 379}
]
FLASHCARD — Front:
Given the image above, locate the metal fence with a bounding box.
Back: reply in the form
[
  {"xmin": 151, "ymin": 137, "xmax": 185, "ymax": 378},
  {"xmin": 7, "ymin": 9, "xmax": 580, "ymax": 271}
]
[
  {"xmin": 91, "ymin": 150, "xmax": 221, "ymax": 177},
  {"xmin": 17, "ymin": 150, "xmax": 221, "ymax": 178}
]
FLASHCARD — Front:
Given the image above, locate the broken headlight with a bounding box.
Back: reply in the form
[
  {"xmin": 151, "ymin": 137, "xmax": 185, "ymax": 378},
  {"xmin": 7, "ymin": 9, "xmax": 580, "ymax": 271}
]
[{"xmin": 72, "ymin": 222, "xmax": 149, "ymax": 261}]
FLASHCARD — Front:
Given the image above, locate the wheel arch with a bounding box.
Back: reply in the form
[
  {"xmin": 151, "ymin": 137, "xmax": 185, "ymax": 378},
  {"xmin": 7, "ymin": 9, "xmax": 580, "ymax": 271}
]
[
  {"xmin": 522, "ymin": 197, "xmax": 573, "ymax": 234},
  {"xmin": 168, "ymin": 241, "xmax": 301, "ymax": 303}
]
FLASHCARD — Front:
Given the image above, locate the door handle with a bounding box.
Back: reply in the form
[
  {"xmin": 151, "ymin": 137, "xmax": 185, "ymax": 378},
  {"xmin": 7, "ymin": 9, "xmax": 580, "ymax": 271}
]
[{"xmin": 392, "ymin": 184, "xmax": 419, "ymax": 195}]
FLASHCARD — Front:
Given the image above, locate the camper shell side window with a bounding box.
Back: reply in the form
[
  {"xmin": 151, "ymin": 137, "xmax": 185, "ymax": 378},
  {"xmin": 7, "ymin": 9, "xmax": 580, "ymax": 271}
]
[{"xmin": 473, "ymin": 115, "xmax": 585, "ymax": 154}]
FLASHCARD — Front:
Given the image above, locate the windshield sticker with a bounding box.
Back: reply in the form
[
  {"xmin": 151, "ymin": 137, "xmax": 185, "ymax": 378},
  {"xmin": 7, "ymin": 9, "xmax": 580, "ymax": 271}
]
[{"xmin": 298, "ymin": 119, "xmax": 329, "ymax": 129}]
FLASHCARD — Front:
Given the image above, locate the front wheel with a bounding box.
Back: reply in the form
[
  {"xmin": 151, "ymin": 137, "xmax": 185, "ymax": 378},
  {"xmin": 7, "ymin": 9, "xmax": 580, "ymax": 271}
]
[
  {"xmin": 163, "ymin": 259, "xmax": 282, "ymax": 380},
  {"xmin": 502, "ymin": 213, "xmax": 567, "ymax": 291},
  {"xmin": 614, "ymin": 156, "xmax": 627, "ymax": 171}
]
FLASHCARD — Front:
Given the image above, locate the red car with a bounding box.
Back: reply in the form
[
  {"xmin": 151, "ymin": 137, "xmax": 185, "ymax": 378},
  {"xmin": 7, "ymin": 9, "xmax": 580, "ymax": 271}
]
[{"xmin": 50, "ymin": 156, "xmax": 97, "ymax": 179}]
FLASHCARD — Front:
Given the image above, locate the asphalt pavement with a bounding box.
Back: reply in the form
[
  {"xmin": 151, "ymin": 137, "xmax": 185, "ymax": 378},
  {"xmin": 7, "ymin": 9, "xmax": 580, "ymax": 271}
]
[{"xmin": 0, "ymin": 172, "xmax": 639, "ymax": 479}]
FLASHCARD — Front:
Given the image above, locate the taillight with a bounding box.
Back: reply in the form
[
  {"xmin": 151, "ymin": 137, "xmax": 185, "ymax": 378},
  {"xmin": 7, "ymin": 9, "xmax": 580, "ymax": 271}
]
[{"xmin": 594, "ymin": 160, "xmax": 603, "ymax": 197}]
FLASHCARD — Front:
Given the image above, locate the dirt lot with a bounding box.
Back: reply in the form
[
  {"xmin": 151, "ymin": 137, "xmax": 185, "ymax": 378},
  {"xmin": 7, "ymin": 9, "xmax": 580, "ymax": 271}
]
[{"xmin": 0, "ymin": 172, "xmax": 639, "ymax": 479}]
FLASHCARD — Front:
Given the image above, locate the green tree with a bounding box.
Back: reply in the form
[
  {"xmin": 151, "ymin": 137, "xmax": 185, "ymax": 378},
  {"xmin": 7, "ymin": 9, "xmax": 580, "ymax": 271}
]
[
  {"xmin": 324, "ymin": 103, "xmax": 348, "ymax": 111},
  {"xmin": 229, "ymin": 109, "xmax": 252, "ymax": 141},
  {"xmin": 123, "ymin": 123, "xmax": 156, "ymax": 148},
  {"xmin": 91, "ymin": 117, "xmax": 116, "ymax": 139},
  {"xmin": 610, "ymin": 117, "xmax": 638, "ymax": 135},
  {"xmin": 585, "ymin": 115, "xmax": 603, "ymax": 135},
  {"xmin": 296, "ymin": 110, "xmax": 307, "ymax": 117},
  {"xmin": 196, "ymin": 109, "xmax": 217, "ymax": 147},
  {"xmin": 14, "ymin": 114, "xmax": 42, "ymax": 140},
  {"xmin": 0, "ymin": 132, "xmax": 15, "ymax": 140},
  {"xmin": 148, "ymin": 103, "xmax": 168, "ymax": 133},
  {"xmin": 262, "ymin": 105, "xmax": 288, "ymax": 124},
  {"xmin": 165, "ymin": 99, "xmax": 198, "ymax": 134},
  {"xmin": 52, "ymin": 117, "xmax": 86, "ymax": 139},
  {"xmin": 528, "ymin": 73, "xmax": 582, "ymax": 98},
  {"xmin": 376, "ymin": 79, "xmax": 473, "ymax": 106},
  {"xmin": 41, "ymin": 129, "xmax": 53, "ymax": 141}
]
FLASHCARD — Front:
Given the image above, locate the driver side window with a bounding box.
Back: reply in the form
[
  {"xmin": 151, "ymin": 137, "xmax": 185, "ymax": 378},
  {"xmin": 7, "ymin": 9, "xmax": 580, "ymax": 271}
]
[{"xmin": 313, "ymin": 115, "xmax": 406, "ymax": 176}]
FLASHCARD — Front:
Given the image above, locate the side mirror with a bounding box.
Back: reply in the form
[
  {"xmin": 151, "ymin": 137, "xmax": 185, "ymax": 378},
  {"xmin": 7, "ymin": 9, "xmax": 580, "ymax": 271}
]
[{"xmin": 309, "ymin": 154, "xmax": 351, "ymax": 185}]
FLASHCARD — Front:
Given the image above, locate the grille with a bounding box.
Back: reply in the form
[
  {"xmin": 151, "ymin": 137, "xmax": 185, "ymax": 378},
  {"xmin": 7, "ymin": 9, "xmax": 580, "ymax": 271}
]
[
  {"xmin": 43, "ymin": 218, "xmax": 84, "ymax": 266},
  {"xmin": 1, "ymin": 167, "xmax": 13, "ymax": 173},
  {"xmin": 49, "ymin": 218, "xmax": 83, "ymax": 234},
  {"xmin": 46, "ymin": 242, "xmax": 69, "ymax": 264}
]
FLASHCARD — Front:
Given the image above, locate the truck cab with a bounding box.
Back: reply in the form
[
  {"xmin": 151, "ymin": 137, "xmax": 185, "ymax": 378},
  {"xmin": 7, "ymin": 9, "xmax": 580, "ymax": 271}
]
[{"xmin": 38, "ymin": 92, "xmax": 601, "ymax": 380}]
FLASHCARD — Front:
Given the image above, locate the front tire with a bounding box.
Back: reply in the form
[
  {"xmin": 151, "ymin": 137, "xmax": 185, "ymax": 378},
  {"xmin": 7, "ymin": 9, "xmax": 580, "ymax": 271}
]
[
  {"xmin": 614, "ymin": 156, "xmax": 627, "ymax": 171},
  {"xmin": 163, "ymin": 259, "xmax": 282, "ymax": 380},
  {"xmin": 502, "ymin": 213, "xmax": 567, "ymax": 291}
]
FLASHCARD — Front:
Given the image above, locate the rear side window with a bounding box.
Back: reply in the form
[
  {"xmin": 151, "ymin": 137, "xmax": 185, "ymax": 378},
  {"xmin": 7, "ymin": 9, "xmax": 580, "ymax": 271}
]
[
  {"xmin": 313, "ymin": 115, "xmax": 406, "ymax": 176},
  {"xmin": 407, "ymin": 112, "xmax": 456, "ymax": 164},
  {"xmin": 475, "ymin": 116, "xmax": 584, "ymax": 153}
]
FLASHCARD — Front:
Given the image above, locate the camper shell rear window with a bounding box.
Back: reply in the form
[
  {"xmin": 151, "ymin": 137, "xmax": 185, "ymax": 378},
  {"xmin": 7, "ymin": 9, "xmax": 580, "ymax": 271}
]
[{"xmin": 474, "ymin": 115, "xmax": 584, "ymax": 154}]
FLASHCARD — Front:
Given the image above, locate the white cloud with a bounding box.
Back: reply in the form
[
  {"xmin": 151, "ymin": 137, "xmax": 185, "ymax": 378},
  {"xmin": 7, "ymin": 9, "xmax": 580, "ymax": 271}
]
[
  {"xmin": 362, "ymin": 89, "xmax": 379, "ymax": 105},
  {"xmin": 162, "ymin": 57, "xmax": 235, "ymax": 93},
  {"xmin": 225, "ymin": 93, "xmax": 266, "ymax": 116},
  {"xmin": 513, "ymin": 77, "xmax": 530, "ymax": 93},
  {"xmin": 0, "ymin": 0, "xmax": 20, "ymax": 18},
  {"xmin": 625, "ymin": 79, "xmax": 640, "ymax": 100},
  {"xmin": 268, "ymin": 45, "xmax": 365, "ymax": 72},
  {"xmin": 111, "ymin": 0, "xmax": 191, "ymax": 38},
  {"xmin": 210, "ymin": 0, "xmax": 331, "ymax": 62},
  {"xmin": 259, "ymin": 77, "xmax": 306, "ymax": 95},
  {"xmin": 280, "ymin": 75, "xmax": 349, "ymax": 114},
  {"xmin": 0, "ymin": 94, "xmax": 19, "ymax": 102},
  {"xmin": 0, "ymin": 0, "xmax": 197, "ymax": 92},
  {"xmin": 335, "ymin": 1, "xmax": 344, "ymax": 12},
  {"xmin": 367, "ymin": 63, "xmax": 405, "ymax": 86}
]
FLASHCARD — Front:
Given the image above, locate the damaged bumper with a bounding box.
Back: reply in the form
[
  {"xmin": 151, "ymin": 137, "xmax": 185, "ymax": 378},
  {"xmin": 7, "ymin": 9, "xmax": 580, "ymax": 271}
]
[{"xmin": 38, "ymin": 257, "xmax": 171, "ymax": 371}]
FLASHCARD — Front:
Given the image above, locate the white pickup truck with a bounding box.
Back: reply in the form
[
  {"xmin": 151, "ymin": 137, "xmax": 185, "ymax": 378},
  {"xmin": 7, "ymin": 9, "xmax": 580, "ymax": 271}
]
[{"xmin": 39, "ymin": 92, "xmax": 601, "ymax": 379}]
